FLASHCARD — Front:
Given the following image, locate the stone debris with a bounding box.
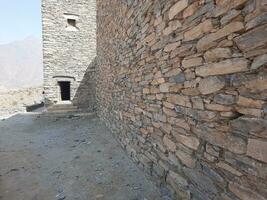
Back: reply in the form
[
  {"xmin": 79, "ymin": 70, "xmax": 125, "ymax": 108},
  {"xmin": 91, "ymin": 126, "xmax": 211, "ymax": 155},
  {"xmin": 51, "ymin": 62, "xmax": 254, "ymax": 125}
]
[{"xmin": 56, "ymin": 193, "xmax": 66, "ymax": 200}]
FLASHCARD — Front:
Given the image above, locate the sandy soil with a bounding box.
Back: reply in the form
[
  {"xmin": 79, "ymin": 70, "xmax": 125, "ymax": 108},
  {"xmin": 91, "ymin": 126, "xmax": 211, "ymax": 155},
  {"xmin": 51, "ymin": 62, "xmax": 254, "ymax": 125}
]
[{"xmin": 0, "ymin": 113, "xmax": 170, "ymax": 200}]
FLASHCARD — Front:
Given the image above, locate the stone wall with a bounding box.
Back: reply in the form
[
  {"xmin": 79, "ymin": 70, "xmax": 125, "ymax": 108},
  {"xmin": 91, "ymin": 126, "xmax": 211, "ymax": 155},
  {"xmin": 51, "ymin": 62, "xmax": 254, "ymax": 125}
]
[
  {"xmin": 42, "ymin": 0, "xmax": 96, "ymax": 111},
  {"xmin": 96, "ymin": 0, "xmax": 267, "ymax": 199}
]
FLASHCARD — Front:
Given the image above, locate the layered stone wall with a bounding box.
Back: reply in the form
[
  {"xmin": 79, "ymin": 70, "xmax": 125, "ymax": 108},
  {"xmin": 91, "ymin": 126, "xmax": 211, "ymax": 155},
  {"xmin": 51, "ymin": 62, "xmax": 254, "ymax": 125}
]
[
  {"xmin": 42, "ymin": 0, "xmax": 96, "ymax": 111},
  {"xmin": 96, "ymin": 0, "xmax": 267, "ymax": 199}
]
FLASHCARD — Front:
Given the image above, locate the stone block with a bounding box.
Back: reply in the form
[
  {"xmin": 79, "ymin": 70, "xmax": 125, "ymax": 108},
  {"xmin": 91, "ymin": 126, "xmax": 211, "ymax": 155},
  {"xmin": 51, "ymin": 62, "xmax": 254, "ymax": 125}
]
[
  {"xmin": 205, "ymin": 103, "xmax": 232, "ymax": 112},
  {"xmin": 163, "ymin": 135, "xmax": 176, "ymax": 152},
  {"xmin": 161, "ymin": 123, "xmax": 173, "ymax": 135},
  {"xmin": 230, "ymin": 117, "xmax": 267, "ymax": 138},
  {"xmin": 183, "ymin": 168, "xmax": 220, "ymax": 200},
  {"xmin": 170, "ymin": 73, "xmax": 186, "ymax": 84},
  {"xmin": 173, "ymin": 133, "xmax": 200, "ymax": 150},
  {"xmin": 183, "ymin": 1, "xmax": 199, "ymax": 19},
  {"xmin": 192, "ymin": 96, "xmax": 204, "ymax": 110},
  {"xmin": 184, "ymin": 19, "xmax": 213, "ymax": 41},
  {"xmin": 229, "ymin": 182, "xmax": 266, "ymax": 200},
  {"xmin": 168, "ymin": 170, "xmax": 188, "ymax": 187},
  {"xmin": 144, "ymin": 33, "xmax": 156, "ymax": 43},
  {"xmin": 204, "ymin": 48, "xmax": 232, "ymax": 63},
  {"xmin": 212, "ymin": 0, "xmax": 247, "ymax": 17},
  {"xmin": 225, "ymin": 151, "xmax": 267, "ymax": 179},
  {"xmin": 197, "ymin": 21, "xmax": 244, "ymax": 51},
  {"xmin": 216, "ymin": 161, "xmax": 243, "ymax": 176},
  {"xmin": 206, "ymin": 143, "xmax": 220, "ymax": 157},
  {"xmin": 154, "ymin": 113, "xmax": 167, "ymax": 123},
  {"xmin": 234, "ymin": 24, "xmax": 267, "ymax": 52},
  {"xmin": 167, "ymin": 94, "xmax": 192, "ymax": 108},
  {"xmin": 176, "ymin": 150, "xmax": 196, "ymax": 168},
  {"xmin": 251, "ymin": 54, "xmax": 267, "ymax": 70},
  {"xmin": 164, "ymin": 68, "xmax": 182, "ymax": 77},
  {"xmin": 172, "ymin": 118, "xmax": 190, "ymax": 130},
  {"xmin": 199, "ymin": 162, "xmax": 224, "ymax": 183},
  {"xmin": 175, "ymin": 106, "xmax": 218, "ymax": 122},
  {"xmin": 181, "ymin": 88, "xmax": 200, "ymax": 96},
  {"xmin": 140, "ymin": 128, "xmax": 149, "ymax": 135},
  {"xmin": 164, "ymin": 41, "xmax": 181, "ymax": 52},
  {"xmin": 168, "ymin": 20, "xmax": 182, "ymax": 31},
  {"xmin": 169, "ymin": 0, "xmax": 188, "ymax": 20},
  {"xmin": 193, "ymin": 126, "xmax": 247, "ymax": 154},
  {"xmin": 163, "ymin": 107, "xmax": 177, "ymax": 117},
  {"xmin": 163, "ymin": 101, "xmax": 175, "ymax": 109},
  {"xmin": 243, "ymin": 73, "xmax": 267, "ymax": 92},
  {"xmin": 185, "ymin": 70, "xmax": 196, "ymax": 80},
  {"xmin": 214, "ymin": 94, "xmax": 236, "ymax": 105},
  {"xmin": 196, "ymin": 58, "xmax": 249, "ymax": 77},
  {"xmin": 220, "ymin": 9, "xmax": 241, "ymax": 25},
  {"xmin": 246, "ymin": 12, "xmax": 267, "ymax": 30},
  {"xmin": 159, "ymin": 83, "xmax": 171, "ymax": 93},
  {"xmin": 237, "ymin": 96, "xmax": 265, "ymax": 109},
  {"xmin": 247, "ymin": 139, "xmax": 267, "ymax": 164},
  {"xmin": 150, "ymin": 87, "xmax": 160, "ymax": 94},
  {"xmin": 143, "ymin": 88, "xmax": 150, "ymax": 94},
  {"xmin": 182, "ymin": 57, "xmax": 203, "ymax": 68},
  {"xmin": 170, "ymin": 84, "xmax": 183, "ymax": 93},
  {"xmin": 184, "ymin": 2, "xmax": 214, "ymax": 25},
  {"xmin": 198, "ymin": 76, "xmax": 226, "ymax": 95},
  {"xmin": 204, "ymin": 153, "xmax": 217, "ymax": 162},
  {"xmin": 168, "ymin": 152, "xmax": 180, "ymax": 166},
  {"xmin": 236, "ymin": 107, "xmax": 263, "ymax": 118}
]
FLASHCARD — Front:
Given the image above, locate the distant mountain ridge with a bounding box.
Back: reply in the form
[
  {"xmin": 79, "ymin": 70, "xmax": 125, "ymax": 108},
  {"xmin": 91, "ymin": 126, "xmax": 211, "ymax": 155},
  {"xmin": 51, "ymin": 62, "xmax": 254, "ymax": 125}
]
[{"xmin": 0, "ymin": 36, "xmax": 43, "ymax": 89}]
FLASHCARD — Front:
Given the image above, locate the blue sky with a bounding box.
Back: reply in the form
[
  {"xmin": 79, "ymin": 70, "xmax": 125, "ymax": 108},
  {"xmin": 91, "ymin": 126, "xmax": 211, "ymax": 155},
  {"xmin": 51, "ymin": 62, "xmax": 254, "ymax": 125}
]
[{"xmin": 0, "ymin": 0, "xmax": 42, "ymax": 44}]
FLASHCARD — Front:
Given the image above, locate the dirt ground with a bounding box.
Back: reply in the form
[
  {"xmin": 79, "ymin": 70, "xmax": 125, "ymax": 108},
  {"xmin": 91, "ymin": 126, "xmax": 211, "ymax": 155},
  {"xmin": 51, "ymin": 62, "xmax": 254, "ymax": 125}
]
[{"xmin": 0, "ymin": 113, "xmax": 169, "ymax": 200}]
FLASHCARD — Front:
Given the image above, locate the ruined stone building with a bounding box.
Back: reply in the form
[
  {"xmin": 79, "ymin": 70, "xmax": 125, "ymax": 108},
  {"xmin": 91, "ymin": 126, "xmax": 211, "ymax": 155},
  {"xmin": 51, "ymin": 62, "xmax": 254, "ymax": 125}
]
[{"xmin": 43, "ymin": 0, "xmax": 267, "ymax": 199}]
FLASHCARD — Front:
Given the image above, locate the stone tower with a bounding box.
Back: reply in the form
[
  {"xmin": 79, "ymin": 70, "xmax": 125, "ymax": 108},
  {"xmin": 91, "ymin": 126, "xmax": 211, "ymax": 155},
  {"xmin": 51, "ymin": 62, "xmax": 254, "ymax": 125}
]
[{"xmin": 42, "ymin": 0, "xmax": 96, "ymax": 111}]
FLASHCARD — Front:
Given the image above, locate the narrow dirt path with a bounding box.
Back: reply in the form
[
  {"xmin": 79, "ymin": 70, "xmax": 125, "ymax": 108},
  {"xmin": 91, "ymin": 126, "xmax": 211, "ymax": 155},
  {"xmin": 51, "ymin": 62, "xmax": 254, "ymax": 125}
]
[{"xmin": 0, "ymin": 114, "xmax": 164, "ymax": 200}]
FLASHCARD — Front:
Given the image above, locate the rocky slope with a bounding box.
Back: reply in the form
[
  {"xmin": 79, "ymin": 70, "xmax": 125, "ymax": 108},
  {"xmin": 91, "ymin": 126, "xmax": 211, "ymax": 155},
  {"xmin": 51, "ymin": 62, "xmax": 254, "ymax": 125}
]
[
  {"xmin": 0, "ymin": 37, "xmax": 43, "ymax": 117},
  {"xmin": 0, "ymin": 87, "xmax": 43, "ymax": 118}
]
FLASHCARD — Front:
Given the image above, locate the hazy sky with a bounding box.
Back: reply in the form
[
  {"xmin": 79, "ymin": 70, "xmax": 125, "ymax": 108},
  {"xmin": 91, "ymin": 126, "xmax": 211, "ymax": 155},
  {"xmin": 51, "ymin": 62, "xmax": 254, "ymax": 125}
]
[{"xmin": 0, "ymin": 0, "xmax": 42, "ymax": 44}]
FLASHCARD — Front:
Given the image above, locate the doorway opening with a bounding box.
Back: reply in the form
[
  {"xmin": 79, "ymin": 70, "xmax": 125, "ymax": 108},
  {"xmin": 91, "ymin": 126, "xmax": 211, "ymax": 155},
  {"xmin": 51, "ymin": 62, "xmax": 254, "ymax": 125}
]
[{"xmin": 58, "ymin": 81, "xmax": 71, "ymax": 101}]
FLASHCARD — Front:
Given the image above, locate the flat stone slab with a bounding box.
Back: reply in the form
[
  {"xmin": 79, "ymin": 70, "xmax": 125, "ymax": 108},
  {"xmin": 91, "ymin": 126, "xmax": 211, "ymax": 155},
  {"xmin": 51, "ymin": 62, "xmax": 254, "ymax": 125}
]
[{"xmin": 0, "ymin": 114, "xmax": 163, "ymax": 200}]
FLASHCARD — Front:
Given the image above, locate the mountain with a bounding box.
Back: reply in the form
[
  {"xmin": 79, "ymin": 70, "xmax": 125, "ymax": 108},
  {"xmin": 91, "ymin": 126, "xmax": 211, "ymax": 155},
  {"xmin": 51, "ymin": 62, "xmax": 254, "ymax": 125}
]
[{"xmin": 0, "ymin": 36, "xmax": 43, "ymax": 89}]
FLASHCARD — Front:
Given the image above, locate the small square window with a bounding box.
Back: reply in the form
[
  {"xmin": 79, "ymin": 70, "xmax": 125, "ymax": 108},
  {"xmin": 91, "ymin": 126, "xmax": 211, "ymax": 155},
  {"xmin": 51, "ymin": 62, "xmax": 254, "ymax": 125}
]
[
  {"xmin": 64, "ymin": 13, "xmax": 79, "ymax": 31},
  {"xmin": 67, "ymin": 19, "xmax": 76, "ymax": 27}
]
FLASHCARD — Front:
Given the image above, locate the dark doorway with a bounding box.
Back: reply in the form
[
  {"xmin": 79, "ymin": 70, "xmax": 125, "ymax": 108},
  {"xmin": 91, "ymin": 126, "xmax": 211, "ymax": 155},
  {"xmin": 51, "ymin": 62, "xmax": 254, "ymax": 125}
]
[{"xmin": 58, "ymin": 81, "xmax": 71, "ymax": 101}]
